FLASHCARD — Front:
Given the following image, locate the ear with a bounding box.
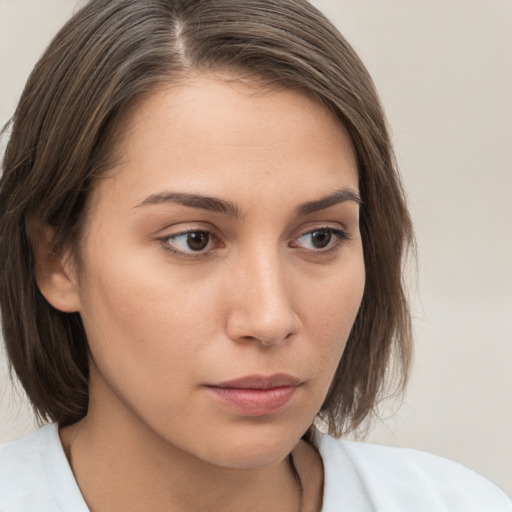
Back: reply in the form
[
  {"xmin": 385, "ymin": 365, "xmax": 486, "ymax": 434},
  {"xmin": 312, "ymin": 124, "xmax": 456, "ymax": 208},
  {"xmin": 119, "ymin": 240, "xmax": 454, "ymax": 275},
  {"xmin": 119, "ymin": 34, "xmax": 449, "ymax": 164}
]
[{"xmin": 30, "ymin": 222, "xmax": 82, "ymax": 313}]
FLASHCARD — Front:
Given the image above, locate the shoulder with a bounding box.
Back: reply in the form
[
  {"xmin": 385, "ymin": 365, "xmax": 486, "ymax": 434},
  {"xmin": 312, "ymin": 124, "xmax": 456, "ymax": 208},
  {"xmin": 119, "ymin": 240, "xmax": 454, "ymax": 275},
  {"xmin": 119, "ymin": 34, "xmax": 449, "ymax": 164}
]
[
  {"xmin": 0, "ymin": 424, "xmax": 58, "ymax": 511},
  {"xmin": 0, "ymin": 423, "xmax": 87, "ymax": 512},
  {"xmin": 317, "ymin": 433, "xmax": 512, "ymax": 512}
]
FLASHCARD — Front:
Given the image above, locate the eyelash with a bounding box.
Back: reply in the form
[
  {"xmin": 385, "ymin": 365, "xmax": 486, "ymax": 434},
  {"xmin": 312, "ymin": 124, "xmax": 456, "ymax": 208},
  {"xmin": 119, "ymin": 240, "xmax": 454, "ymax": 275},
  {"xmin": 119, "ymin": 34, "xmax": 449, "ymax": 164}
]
[
  {"xmin": 159, "ymin": 230, "xmax": 223, "ymax": 258},
  {"xmin": 159, "ymin": 226, "xmax": 349, "ymax": 259}
]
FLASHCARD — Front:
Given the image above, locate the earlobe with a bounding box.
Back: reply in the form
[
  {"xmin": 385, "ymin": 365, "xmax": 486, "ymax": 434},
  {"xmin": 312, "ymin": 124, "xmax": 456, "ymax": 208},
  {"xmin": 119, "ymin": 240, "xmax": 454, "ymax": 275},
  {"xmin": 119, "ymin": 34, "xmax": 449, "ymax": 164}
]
[{"xmin": 29, "ymin": 222, "xmax": 82, "ymax": 313}]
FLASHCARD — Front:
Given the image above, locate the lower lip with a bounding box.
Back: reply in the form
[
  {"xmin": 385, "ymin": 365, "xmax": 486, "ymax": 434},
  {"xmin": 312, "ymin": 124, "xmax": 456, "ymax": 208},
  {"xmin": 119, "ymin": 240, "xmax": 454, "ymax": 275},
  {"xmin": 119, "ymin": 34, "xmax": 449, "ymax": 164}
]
[{"xmin": 206, "ymin": 386, "xmax": 298, "ymax": 416}]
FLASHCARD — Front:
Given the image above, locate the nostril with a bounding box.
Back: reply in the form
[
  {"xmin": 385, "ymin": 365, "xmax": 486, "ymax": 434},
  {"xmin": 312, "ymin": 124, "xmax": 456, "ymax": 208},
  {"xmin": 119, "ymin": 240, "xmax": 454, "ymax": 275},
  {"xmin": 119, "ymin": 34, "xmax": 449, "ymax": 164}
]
[{"xmin": 226, "ymin": 316, "xmax": 299, "ymax": 347}]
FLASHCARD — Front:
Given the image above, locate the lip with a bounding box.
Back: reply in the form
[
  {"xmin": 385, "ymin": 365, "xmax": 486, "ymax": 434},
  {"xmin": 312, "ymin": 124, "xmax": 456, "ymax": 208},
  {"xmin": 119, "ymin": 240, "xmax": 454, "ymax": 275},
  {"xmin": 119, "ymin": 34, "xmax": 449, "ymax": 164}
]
[{"xmin": 205, "ymin": 374, "xmax": 302, "ymax": 416}]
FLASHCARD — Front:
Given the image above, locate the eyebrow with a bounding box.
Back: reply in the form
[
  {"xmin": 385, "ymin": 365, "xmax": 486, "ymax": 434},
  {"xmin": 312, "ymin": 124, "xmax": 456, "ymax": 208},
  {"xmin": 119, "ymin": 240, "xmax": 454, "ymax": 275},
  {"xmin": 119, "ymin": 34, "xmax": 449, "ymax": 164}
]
[
  {"xmin": 295, "ymin": 187, "xmax": 362, "ymax": 216},
  {"xmin": 134, "ymin": 192, "xmax": 242, "ymax": 217},
  {"xmin": 134, "ymin": 187, "xmax": 361, "ymax": 217}
]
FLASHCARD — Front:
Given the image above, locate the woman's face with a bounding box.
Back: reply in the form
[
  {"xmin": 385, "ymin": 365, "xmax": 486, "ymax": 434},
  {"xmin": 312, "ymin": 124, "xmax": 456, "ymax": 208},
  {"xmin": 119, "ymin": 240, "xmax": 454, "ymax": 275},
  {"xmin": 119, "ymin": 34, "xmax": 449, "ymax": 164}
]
[{"xmin": 71, "ymin": 76, "xmax": 365, "ymax": 468}]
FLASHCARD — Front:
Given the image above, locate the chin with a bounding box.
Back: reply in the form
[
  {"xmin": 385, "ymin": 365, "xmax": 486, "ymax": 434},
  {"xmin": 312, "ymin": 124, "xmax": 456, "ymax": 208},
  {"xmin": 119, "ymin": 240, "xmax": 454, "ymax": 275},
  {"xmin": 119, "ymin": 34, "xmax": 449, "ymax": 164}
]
[
  {"xmin": 196, "ymin": 422, "xmax": 305, "ymax": 470},
  {"xmin": 207, "ymin": 445, "xmax": 292, "ymax": 470}
]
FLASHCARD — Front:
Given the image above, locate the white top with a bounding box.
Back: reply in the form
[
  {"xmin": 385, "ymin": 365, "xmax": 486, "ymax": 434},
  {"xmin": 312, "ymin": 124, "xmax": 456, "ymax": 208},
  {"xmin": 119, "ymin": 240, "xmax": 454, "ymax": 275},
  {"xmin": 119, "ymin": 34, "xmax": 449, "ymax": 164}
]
[{"xmin": 0, "ymin": 423, "xmax": 510, "ymax": 511}]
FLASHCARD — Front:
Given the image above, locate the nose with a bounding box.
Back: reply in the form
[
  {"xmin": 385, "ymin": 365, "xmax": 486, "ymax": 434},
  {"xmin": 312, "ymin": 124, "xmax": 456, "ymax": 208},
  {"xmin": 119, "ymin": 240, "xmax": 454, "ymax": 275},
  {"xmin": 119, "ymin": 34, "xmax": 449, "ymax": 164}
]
[{"xmin": 224, "ymin": 248, "xmax": 300, "ymax": 347}]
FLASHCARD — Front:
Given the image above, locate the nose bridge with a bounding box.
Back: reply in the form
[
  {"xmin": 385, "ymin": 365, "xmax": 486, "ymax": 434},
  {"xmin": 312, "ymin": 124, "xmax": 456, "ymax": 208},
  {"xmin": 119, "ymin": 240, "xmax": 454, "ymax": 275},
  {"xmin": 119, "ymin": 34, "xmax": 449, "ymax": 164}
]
[{"xmin": 225, "ymin": 243, "xmax": 299, "ymax": 345}]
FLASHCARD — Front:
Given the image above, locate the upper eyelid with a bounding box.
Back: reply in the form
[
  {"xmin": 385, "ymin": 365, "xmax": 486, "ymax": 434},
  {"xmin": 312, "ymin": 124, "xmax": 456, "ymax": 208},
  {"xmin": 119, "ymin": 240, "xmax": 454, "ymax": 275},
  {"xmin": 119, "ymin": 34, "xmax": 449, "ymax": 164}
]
[
  {"xmin": 158, "ymin": 222, "xmax": 348, "ymax": 239},
  {"xmin": 292, "ymin": 223, "xmax": 348, "ymax": 239},
  {"xmin": 297, "ymin": 225, "xmax": 346, "ymax": 234},
  {"xmin": 160, "ymin": 224, "xmax": 346, "ymax": 237},
  {"xmin": 156, "ymin": 220, "xmax": 216, "ymax": 235},
  {"xmin": 165, "ymin": 228, "xmax": 214, "ymax": 238}
]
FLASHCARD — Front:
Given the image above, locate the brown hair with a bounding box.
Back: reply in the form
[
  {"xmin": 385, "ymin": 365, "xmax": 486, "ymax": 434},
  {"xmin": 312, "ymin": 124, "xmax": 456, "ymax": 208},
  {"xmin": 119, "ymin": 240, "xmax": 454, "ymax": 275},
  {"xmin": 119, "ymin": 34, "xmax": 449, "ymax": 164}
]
[{"xmin": 0, "ymin": 0, "xmax": 413, "ymax": 437}]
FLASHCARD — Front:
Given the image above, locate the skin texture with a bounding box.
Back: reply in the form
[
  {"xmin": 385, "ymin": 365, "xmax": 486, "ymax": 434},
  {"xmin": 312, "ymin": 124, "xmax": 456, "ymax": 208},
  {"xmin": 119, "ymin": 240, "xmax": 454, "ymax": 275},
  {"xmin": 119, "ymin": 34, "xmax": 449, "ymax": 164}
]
[{"xmin": 39, "ymin": 76, "xmax": 365, "ymax": 512}]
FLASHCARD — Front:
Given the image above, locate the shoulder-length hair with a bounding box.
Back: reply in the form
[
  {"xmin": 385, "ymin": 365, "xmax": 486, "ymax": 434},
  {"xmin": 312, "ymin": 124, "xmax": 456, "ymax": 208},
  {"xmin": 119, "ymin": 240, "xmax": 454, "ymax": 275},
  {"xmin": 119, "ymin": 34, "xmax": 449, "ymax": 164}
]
[{"xmin": 0, "ymin": 0, "xmax": 413, "ymax": 437}]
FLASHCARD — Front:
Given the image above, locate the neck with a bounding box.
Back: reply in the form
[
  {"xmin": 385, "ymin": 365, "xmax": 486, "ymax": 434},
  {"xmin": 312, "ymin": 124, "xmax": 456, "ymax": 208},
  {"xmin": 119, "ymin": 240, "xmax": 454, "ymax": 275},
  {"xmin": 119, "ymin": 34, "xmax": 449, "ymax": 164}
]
[{"xmin": 60, "ymin": 408, "xmax": 303, "ymax": 512}]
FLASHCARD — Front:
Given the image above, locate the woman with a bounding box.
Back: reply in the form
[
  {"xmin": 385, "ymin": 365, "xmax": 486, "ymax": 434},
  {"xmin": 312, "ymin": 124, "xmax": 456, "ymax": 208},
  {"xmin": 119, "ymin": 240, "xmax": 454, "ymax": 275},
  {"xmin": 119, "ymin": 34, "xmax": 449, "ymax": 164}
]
[{"xmin": 0, "ymin": 0, "xmax": 510, "ymax": 510}]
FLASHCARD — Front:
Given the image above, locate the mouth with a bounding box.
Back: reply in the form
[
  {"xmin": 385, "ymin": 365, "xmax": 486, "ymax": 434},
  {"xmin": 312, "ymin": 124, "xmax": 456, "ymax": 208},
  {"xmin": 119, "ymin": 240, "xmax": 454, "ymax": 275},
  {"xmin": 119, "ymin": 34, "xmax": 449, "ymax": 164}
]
[{"xmin": 204, "ymin": 374, "xmax": 302, "ymax": 416}]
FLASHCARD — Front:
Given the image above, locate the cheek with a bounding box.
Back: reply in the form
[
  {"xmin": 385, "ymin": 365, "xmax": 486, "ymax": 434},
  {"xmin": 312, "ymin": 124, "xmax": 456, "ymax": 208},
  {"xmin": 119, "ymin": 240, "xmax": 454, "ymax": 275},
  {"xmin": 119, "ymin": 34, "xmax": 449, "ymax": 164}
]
[
  {"xmin": 77, "ymin": 246, "xmax": 225, "ymax": 394},
  {"xmin": 297, "ymin": 248, "xmax": 365, "ymax": 383}
]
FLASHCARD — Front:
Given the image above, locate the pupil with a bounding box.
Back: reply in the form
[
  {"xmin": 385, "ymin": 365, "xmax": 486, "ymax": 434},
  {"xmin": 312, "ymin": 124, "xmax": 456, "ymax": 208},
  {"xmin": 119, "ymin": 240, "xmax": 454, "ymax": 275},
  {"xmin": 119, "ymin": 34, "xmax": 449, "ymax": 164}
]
[
  {"xmin": 187, "ymin": 232, "xmax": 209, "ymax": 251},
  {"xmin": 311, "ymin": 230, "xmax": 331, "ymax": 248}
]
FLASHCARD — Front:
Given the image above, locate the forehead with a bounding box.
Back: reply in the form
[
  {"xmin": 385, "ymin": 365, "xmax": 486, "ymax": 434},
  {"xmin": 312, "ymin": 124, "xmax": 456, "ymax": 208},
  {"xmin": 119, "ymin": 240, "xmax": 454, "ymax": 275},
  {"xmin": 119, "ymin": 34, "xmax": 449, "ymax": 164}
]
[{"xmin": 93, "ymin": 76, "xmax": 359, "ymax": 212}]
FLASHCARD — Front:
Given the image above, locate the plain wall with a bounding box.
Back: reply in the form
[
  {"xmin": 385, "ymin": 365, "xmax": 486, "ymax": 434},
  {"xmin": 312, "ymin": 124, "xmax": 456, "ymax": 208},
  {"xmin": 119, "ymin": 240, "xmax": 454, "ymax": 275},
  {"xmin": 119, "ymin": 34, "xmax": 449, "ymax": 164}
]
[{"xmin": 1, "ymin": 0, "xmax": 511, "ymax": 495}]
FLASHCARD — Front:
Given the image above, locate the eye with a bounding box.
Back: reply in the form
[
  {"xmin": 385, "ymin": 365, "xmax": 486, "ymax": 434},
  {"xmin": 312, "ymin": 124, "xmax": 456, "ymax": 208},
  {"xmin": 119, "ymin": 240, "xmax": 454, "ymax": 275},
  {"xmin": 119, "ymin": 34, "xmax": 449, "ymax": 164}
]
[
  {"xmin": 163, "ymin": 230, "xmax": 215, "ymax": 255},
  {"xmin": 292, "ymin": 227, "xmax": 348, "ymax": 252}
]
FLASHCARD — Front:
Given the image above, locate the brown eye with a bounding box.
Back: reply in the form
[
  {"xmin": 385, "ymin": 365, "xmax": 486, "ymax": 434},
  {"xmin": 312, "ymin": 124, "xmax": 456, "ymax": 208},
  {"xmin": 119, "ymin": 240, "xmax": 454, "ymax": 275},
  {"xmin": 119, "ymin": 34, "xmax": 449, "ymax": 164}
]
[
  {"xmin": 292, "ymin": 227, "xmax": 348, "ymax": 252},
  {"xmin": 309, "ymin": 230, "xmax": 332, "ymax": 249},
  {"xmin": 186, "ymin": 232, "xmax": 210, "ymax": 251},
  {"xmin": 164, "ymin": 230, "xmax": 213, "ymax": 254}
]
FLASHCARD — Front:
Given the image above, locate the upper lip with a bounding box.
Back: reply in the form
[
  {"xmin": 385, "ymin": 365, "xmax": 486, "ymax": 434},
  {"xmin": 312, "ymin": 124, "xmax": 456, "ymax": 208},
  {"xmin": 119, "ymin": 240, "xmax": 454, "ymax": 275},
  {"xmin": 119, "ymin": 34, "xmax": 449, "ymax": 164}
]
[{"xmin": 208, "ymin": 373, "xmax": 302, "ymax": 390}]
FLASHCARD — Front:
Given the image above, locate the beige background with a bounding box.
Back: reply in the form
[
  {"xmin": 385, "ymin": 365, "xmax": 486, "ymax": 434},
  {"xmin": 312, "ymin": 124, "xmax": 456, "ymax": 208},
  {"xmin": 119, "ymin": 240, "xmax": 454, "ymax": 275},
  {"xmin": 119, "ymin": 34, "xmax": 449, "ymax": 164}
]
[{"xmin": 1, "ymin": 0, "xmax": 511, "ymax": 496}]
